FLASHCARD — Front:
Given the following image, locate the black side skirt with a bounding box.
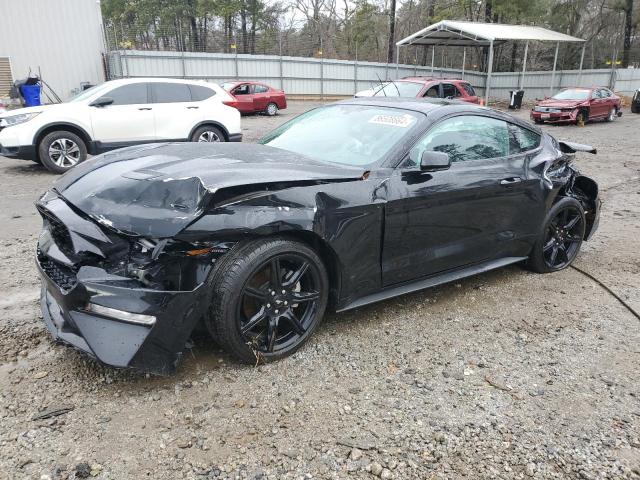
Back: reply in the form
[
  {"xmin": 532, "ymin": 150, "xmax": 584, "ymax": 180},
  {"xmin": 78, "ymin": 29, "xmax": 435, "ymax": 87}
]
[{"xmin": 337, "ymin": 256, "xmax": 527, "ymax": 312}]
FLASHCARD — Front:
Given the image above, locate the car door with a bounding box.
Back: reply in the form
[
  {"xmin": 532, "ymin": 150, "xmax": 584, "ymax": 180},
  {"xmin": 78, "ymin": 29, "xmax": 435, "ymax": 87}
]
[
  {"xmin": 151, "ymin": 82, "xmax": 203, "ymax": 140},
  {"xmin": 230, "ymin": 83, "xmax": 255, "ymax": 113},
  {"xmin": 441, "ymin": 83, "xmax": 459, "ymax": 100},
  {"xmin": 590, "ymin": 89, "xmax": 607, "ymax": 118},
  {"xmin": 599, "ymin": 88, "xmax": 615, "ymax": 115},
  {"xmin": 458, "ymin": 82, "xmax": 479, "ymax": 104},
  {"xmin": 381, "ymin": 114, "xmax": 539, "ymax": 286},
  {"xmin": 422, "ymin": 84, "xmax": 440, "ymax": 99},
  {"xmin": 89, "ymin": 82, "xmax": 155, "ymax": 144},
  {"xmin": 252, "ymin": 84, "xmax": 271, "ymax": 111}
]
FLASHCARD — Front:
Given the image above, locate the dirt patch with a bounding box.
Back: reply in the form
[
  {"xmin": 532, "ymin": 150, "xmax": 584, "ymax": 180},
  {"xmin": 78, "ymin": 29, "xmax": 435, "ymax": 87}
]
[{"xmin": 0, "ymin": 102, "xmax": 639, "ymax": 479}]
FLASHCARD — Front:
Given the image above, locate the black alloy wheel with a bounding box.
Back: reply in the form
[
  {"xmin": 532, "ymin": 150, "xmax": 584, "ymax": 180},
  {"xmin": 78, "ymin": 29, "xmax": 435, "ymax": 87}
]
[
  {"xmin": 543, "ymin": 207, "xmax": 584, "ymax": 269},
  {"xmin": 528, "ymin": 197, "xmax": 586, "ymax": 273},
  {"xmin": 239, "ymin": 254, "xmax": 322, "ymax": 354},
  {"xmin": 206, "ymin": 238, "xmax": 328, "ymax": 363}
]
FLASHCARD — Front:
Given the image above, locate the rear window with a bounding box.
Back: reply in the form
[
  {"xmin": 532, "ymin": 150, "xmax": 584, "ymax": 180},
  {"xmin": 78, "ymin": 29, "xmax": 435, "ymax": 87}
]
[
  {"xmin": 189, "ymin": 84, "xmax": 216, "ymax": 101},
  {"xmin": 375, "ymin": 82, "xmax": 423, "ymax": 97},
  {"xmin": 152, "ymin": 83, "xmax": 192, "ymax": 103},
  {"xmin": 461, "ymin": 83, "xmax": 476, "ymax": 96}
]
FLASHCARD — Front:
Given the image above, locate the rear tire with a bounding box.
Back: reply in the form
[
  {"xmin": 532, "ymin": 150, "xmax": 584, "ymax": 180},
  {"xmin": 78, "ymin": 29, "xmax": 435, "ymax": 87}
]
[
  {"xmin": 38, "ymin": 131, "xmax": 87, "ymax": 174},
  {"xmin": 605, "ymin": 107, "xmax": 617, "ymax": 122},
  {"xmin": 205, "ymin": 238, "xmax": 329, "ymax": 364},
  {"xmin": 265, "ymin": 102, "xmax": 278, "ymax": 116},
  {"xmin": 190, "ymin": 125, "xmax": 225, "ymax": 143},
  {"xmin": 528, "ymin": 197, "xmax": 586, "ymax": 274}
]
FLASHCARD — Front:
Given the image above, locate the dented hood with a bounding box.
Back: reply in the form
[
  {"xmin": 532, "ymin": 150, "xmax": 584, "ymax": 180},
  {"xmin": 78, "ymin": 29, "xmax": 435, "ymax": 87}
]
[{"xmin": 52, "ymin": 143, "xmax": 365, "ymax": 238}]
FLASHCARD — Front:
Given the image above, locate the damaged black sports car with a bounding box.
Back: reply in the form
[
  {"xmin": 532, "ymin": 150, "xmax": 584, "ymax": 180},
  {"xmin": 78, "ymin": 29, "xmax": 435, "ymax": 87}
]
[{"xmin": 35, "ymin": 98, "xmax": 600, "ymax": 374}]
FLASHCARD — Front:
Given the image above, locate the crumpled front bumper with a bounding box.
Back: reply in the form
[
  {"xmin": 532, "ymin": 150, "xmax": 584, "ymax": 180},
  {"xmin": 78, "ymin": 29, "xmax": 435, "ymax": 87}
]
[
  {"xmin": 530, "ymin": 109, "xmax": 578, "ymax": 123},
  {"xmin": 37, "ymin": 258, "xmax": 208, "ymax": 375}
]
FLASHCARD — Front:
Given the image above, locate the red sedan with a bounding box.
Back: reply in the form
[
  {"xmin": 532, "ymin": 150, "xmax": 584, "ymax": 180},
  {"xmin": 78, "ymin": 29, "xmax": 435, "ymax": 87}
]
[
  {"xmin": 221, "ymin": 81, "xmax": 287, "ymax": 116},
  {"xmin": 356, "ymin": 78, "xmax": 481, "ymax": 104},
  {"xmin": 531, "ymin": 87, "xmax": 621, "ymax": 125}
]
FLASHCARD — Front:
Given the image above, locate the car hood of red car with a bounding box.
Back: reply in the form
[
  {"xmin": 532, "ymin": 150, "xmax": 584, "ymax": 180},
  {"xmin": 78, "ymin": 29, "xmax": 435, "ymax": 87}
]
[{"xmin": 536, "ymin": 98, "xmax": 587, "ymax": 108}]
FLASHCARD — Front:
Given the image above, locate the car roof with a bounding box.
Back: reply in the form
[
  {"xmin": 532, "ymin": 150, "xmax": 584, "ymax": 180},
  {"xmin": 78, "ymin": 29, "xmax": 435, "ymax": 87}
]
[
  {"xmin": 401, "ymin": 77, "xmax": 469, "ymax": 84},
  {"xmin": 104, "ymin": 77, "xmax": 216, "ymax": 87},
  {"xmin": 335, "ymin": 97, "xmax": 542, "ymax": 133}
]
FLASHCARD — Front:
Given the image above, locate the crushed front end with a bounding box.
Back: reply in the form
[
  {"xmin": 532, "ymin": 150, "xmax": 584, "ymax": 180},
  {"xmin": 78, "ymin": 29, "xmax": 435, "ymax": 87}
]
[{"xmin": 35, "ymin": 190, "xmax": 230, "ymax": 375}]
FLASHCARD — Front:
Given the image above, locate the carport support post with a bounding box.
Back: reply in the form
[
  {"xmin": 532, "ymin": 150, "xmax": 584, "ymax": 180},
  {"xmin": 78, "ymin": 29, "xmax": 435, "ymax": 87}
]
[
  {"xmin": 519, "ymin": 41, "xmax": 528, "ymax": 90},
  {"xmin": 549, "ymin": 41, "xmax": 559, "ymax": 96},
  {"xmin": 484, "ymin": 40, "xmax": 494, "ymax": 105},
  {"xmin": 279, "ymin": 33, "xmax": 283, "ymax": 90},
  {"xmin": 354, "ymin": 43, "xmax": 358, "ymax": 95},
  {"xmin": 430, "ymin": 46, "xmax": 435, "ymax": 74},
  {"xmin": 320, "ymin": 36, "xmax": 324, "ymax": 100},
  {"xmin": 234, "ymin": 47, "xmax": 238, "ymax": 80},
  {"xmin": 396, "ymin": 45, "xmax": 400, "ymax": 78},
  {"xmin": 461, "ymin": 48, "xmax": 466, "ymax": 80},
  {"xmin": 578, "ymin": 43, "xmax": 586, "ymax": 86}
]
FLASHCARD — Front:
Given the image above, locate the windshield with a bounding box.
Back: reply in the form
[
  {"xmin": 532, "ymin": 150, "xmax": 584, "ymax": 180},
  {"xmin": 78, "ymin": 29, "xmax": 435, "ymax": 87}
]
[
  {"xmin": 259, "ymin": 105, "xmax": 421, "ymax": 167},
  {"xmin": 374, "ymin": 81, "xmax": 423, "ymax": 97},
  {"xmin": 69, "ymin": 83, "xmax": 112, "ymax": 103},
  {"xmin": 552, "ymin": 89, "xmax": 590, "ymax": 101},
  {"xmin": 220, "ymin": 82, "xmax": 236, "ymax": 91}
]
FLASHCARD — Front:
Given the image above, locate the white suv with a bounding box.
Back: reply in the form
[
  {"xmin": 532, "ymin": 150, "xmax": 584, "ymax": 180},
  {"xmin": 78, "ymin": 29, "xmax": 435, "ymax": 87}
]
[{"xmin": 0, "ymin": 78, "xmax": 242, "ymax": 173}]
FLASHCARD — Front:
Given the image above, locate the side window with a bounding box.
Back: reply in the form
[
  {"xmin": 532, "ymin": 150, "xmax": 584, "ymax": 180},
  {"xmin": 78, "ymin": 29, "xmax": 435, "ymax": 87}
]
[
  {"xmin": 233, "ymin": 84, "xmax": 251, "ymax": 95},
  {"xmin": 189, "ymin": 84, "xmax": 215, "ymax": 101},
  {"xmin": 152, "ymin": 83, "xmax": 191, "ymax": 103},
  {"xmin": 508, "ymin": 124, "xmax": 541, "ymax": 154},
  {"xmin": 442, "ymin": 83, "xmax": 459, "ymax": 98},
  {"xmin": 461, "ymin": 83, "xmax": 476, "ymax": 96},
  {"xmin": 424, "ymin": 85, "xmax": 439, "ymax": 98},
  {"xmin": 593, "ymin": 89, "xmax": 603, "ymax": 99},
  {"xmin": 409, "ymin": 115, "xmax": 509, "ymax": 164},
  {"xmin": 254, "ymin": 85, "xmax": 269, "ymax": 93},
  {"xmin": 601, "ymin": 89, "xmax": 611, "ymax": 97},
  {"xmin": 106, "ymin": 83, "xmax": 149, "ymax": 105}
]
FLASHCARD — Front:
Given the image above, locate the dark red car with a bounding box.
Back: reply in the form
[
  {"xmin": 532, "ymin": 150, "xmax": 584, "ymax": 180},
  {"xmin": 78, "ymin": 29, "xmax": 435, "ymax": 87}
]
[
  {"xmin": 356, "ymin": 77, "xmax": 481, "ymax": 104},
  {"xmin": 531, "ymin": 87, "xmax": 621, "ymax": 125},
  {"xmin": 221, "ymin": 81, "xmax": 287, "ymax": 116}
]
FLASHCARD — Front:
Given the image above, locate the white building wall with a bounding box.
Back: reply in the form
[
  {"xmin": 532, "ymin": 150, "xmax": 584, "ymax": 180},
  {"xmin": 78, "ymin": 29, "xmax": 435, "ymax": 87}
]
[{"xmin": 0, "ymin": 0, "xmax": 105, "ymax": 100}]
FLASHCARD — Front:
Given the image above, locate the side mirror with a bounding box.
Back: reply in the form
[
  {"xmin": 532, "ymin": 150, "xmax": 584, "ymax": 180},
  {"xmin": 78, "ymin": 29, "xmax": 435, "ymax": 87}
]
[
  {"xmin": 420, "ymin": 151, "xmax": 451, "ymax": 171},
  {"xmin": 90, "ymin": 96, "xmax": 113, "ymax": 108}
]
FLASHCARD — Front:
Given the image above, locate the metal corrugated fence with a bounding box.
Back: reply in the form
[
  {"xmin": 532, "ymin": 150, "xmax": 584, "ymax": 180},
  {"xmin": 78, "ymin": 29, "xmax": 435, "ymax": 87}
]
[
  {"xmin": 0, "ymin": 57, "xmax": 13, "ymax": 97},
  {"xmin": 107, "ymin": 50, "xmax": 640, "ymax": 100}
]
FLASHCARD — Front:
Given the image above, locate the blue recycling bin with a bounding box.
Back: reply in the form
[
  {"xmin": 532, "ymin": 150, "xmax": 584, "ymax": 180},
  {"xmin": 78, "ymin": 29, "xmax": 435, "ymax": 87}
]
[{"xmin": 20, "ymin": 84, "xmax": 41, "ymax": 107}]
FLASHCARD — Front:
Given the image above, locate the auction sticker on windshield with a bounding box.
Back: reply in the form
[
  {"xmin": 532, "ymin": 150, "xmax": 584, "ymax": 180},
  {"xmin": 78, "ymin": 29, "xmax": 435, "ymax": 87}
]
[{"xmin": 368, "ymin": 113, "xmax": 415, "ymax": 128}]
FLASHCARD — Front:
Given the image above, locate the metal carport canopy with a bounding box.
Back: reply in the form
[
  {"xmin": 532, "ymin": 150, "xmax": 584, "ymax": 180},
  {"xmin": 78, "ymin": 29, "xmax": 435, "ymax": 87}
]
[{"xmin": 395, "ymin": 20, "xmax": 585, "ymax": 103}]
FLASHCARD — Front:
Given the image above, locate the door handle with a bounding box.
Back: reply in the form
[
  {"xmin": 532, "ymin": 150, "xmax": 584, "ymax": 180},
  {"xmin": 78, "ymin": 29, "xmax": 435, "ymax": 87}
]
[
  {"xmin": 138, "ymin": 107, "xmax": 152, "ymax": 110},
  {"xmin": 186, "ymin": 106, "xmax": 199, "ymax": 109},
  {"xmin": 500, "ymin": 177, "xmax": 522, "ymax": 185}
]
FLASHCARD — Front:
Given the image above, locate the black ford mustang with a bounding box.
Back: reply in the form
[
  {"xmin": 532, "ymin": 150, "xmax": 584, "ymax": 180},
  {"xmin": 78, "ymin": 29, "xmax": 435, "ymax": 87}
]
[{"xmin": 35, "ymin": 98, "xmax": 600, "ymax": 374}]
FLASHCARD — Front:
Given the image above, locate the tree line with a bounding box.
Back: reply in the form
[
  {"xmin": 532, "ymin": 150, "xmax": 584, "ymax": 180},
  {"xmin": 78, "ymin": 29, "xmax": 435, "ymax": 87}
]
[{"xmin": 102, "ymin": 0, "xmax": 639, "ymax": 72}]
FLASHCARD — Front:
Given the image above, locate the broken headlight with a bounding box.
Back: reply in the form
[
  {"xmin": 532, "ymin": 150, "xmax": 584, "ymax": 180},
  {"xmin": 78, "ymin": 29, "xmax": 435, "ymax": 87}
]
[{"xmin": 123, "ymin": 239, "xmax": 235, "ymax": 290}]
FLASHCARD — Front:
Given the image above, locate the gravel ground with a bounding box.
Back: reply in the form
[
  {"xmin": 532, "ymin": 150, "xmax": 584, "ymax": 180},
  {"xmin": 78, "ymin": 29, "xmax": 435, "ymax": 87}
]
[{"xmin": 0, "ymin": 101, "xmax": 639, "ymax": 480}]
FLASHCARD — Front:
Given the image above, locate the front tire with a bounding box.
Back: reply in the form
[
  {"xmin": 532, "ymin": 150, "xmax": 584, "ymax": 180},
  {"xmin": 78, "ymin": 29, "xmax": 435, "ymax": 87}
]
[
  {"xmin": 528, "ymin": 197, "xmax": 586, "ymax": 273},
  {"xmin": 575, "ymin": 110, "xmax": 587, "ymax": 127},
  {"xmin": 190, "ymin": 125, "xmax": 225, "ymax": 143},
  {"xmin": 38, "ymin": 131, "xmax": 87, "ymax": 174},
  {"xmin": 206, "ymin": 238, "xmax": 329, "ymax": 364}
]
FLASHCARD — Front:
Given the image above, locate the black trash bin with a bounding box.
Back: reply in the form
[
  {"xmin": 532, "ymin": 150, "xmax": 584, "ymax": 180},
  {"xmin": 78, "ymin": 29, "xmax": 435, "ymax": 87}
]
[
  {"xmin": 508, "ymin": 90, "xmax": 525, "ymax": 109},
  {"xmin": 632, "ymin": 89, "xmax": 640, "ymax": 114}
]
